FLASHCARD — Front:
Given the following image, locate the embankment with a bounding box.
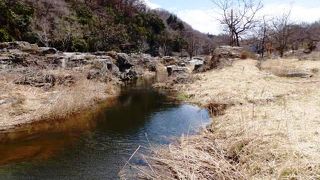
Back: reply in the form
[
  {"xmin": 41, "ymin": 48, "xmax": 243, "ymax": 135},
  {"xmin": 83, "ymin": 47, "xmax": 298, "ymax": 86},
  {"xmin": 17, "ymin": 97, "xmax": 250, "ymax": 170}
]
[
  {"xmin": 0, "ymin": 42, "xmax": 159, "ymax": 132},
  {"xmin": 148, "ymin": 58, "xmax": 320, "ymax": 179}
]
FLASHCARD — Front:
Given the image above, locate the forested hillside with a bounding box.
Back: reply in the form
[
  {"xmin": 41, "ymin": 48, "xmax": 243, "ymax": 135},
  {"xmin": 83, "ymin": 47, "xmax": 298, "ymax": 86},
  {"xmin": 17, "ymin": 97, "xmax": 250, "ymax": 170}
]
[{"xmin": 0, "ymin": 0, "xmax": 214, "ymax": 56}]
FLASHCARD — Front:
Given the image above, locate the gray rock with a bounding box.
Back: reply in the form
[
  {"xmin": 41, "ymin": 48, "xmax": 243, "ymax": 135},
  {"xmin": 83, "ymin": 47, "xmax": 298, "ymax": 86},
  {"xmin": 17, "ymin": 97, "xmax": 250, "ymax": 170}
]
[
  {"xmin": 87, "ymin": 69, "xmax": 102, "ymax": 80},
  {"xmin": 39, "ymin": 47, "xmax": 57, "ymax": 55},
  {"xmin": 0, "ymin": 99, "xmax": 7, "ymax": 105},
  {"xmin": 167, "ymin": 65, "xmax": 189, "ymax": 76},
  {"xmin": 116, "ymin": 53, "xmax": 134, "ymax": 72},
  {"xmin": 120, "ymin": 68, "xmax": 138, "ymax": 81},
  {"xmin": 14, "ymin": 73, "xmax": 56, "ymax": 88},
  {"xmin": 64, "ymin": 53, "xmax": 89, "ymax": 68},
  {"xmin": 197, "ymin": 46, "xmax": 245, "ymax": 71},
  {"xmin": 162, "ymin": 56, "xmax": 177, "ymax": 65}
]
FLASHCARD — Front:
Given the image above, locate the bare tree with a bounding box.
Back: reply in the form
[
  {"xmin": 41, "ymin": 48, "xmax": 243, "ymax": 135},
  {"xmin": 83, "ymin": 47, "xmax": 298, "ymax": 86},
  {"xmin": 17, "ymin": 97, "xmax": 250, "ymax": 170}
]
[
  {"xmin": 255, "ymin": 16, "xmax": 269, "ymax": 58},
  {"xmin": 270, "ymin": 10, "xmax": 292, "ymax": 57},
  {"xmin": 212, "ymin": 0, "xmax": 263, "ymax": 46}
]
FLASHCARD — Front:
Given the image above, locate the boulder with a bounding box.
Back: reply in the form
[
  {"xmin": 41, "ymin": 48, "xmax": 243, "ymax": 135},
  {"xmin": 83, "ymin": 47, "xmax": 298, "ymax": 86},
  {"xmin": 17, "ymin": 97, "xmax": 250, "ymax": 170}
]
[
  {"xmin": 0, "ymin": 41, "xmax": 41, "ymax": 54},
  {"xmin": 63, "ymin": 53, "xmax": 89, "ymax": 68},
  {"xmin": 189, "ymin": 58, "xmax": 205, "ymax": 72},
  {"xmin": 196, "ymin": 46, "xmax": 244, "ymax": 71},
  {"xmin": 211, "ymin": 46, "xmax": 243, "ymax": 68},
  {"xmin": 0, "ymin": 55, "xmax": 12, "ymax": 65},
  {"xmin": 116, "ymin": 53, "xmax": 134, "ymax": 72},
  {"xmin": 0, "ymin": 50, "xmax": 29, "ymax": 66},
  {"xmin": 167, "ymin": 65, "xmax": 189, "ymax": 76},
  {"xmin": 93, "ymin": 58, "xmax": 120, "ymax": 77},
  {"xmin": 120, "ymin": 68, "xmax": 138, "ymax": 81},
  {"xmin": 14, "ymin": 72, "xmax": 56, "ymax": 88},
  {"xmin": 214, "ymin": 46, "xmax": 243, "ymax": 59},
  {"xmin": 94, "ymin": 51, "xmax": 108, "ymax": 56},
  {"xmin": 106, "ymin": 51, "xmax": 118, "ymax": 59},
  {"xmin": 162, "ymin": 56, "xmax": 177, "ymax": 66},
  {"xmin": 87, "ymin": 69, "xmax": 102, "ymax": 80},
  {"xmin": 39, "ymin": 47, "xmax": 57, "ymax": 55}
]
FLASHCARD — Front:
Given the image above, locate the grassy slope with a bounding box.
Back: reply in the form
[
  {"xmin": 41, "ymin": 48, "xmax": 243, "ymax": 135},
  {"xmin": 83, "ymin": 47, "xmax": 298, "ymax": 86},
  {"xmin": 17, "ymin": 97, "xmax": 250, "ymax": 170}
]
[
  {"xmin": 149, "ymin": 58, "xmax": 320, "ymax": 179},
  {"xmin": 0, "ymin": 67, "xmax": 119, "ymax": 131}
]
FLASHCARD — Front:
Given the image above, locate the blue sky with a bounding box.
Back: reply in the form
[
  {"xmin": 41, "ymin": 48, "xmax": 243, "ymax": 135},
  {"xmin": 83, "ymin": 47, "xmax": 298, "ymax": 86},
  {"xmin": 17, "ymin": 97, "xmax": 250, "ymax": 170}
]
[
  {"xmin": 144, "ymin": 0, "xmax": 320, "ymax": 34},
  {"xmin": 148, "ymin": 0, "xmax": 320, "ymax": 9}
]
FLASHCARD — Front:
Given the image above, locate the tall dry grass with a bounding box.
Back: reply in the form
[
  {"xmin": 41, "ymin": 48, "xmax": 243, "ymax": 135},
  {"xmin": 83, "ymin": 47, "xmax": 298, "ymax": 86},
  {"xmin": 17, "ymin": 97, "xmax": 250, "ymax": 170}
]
[
  {"xmin": 132, "ymin": 58, "xmax": 320, "ymax": 179},
  {"xmin": 0, "ymin": 68, "xmax": 119, "ymax": 130}
]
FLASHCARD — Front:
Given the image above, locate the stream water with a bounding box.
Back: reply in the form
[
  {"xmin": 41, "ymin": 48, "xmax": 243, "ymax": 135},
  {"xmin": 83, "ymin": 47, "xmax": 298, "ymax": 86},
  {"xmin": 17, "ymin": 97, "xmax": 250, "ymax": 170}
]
[{"xmin": 0, "ymin": 80, "xmax": 210, "ymax": 179}]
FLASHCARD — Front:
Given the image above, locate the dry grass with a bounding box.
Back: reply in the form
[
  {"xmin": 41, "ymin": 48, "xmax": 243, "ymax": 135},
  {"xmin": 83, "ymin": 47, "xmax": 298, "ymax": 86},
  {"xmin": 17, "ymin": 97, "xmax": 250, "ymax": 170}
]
[
  {"xmin": 0, "ymin": 68, "xmax": 119, "ymax": 131},
  {"xmin": 260, "ymin": 58, "xmax": 320, "ymax": 78},
  {"xmin": 147, "ymin": 58, "xmax": 320, "ymax": 179}
]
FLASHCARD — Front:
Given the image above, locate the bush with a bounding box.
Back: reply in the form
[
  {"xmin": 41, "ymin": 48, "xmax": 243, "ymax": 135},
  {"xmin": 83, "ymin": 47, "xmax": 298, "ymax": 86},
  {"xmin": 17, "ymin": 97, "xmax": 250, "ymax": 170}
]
[
  {"xmin": 71, "ymin": 38, "xmax": 89, "ymax": 52},
  {"xmin": 0, "ymin": 28, "xmax": 11, "ymax": 42},
  {"xmin": 22, "ymin": 32, "xmax": 39, "ymax": 44}
]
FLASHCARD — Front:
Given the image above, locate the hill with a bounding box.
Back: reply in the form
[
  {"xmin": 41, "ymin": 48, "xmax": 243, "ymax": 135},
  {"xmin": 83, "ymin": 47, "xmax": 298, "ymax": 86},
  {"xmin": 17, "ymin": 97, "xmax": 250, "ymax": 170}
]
[{"xmin": 0, "ymin": 0, "xmax": 214, "ymax": 56}]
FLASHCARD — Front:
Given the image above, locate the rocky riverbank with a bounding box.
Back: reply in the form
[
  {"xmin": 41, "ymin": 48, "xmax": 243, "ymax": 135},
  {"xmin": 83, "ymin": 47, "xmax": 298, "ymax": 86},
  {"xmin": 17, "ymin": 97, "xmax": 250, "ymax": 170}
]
[{"xmin": 0, "ymin": 41, "xmax": 206, "ymax": 132}]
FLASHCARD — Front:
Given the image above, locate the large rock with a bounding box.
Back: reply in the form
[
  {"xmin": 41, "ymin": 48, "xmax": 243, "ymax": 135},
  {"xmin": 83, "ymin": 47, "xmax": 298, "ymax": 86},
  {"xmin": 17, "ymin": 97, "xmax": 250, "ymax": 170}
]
[
  {"xmin": 39, "ymin": 47, "xmax": 57, "ymax": 55},
  {"xmin": 87, "ymin": 56, "xmax": 121, "ymax": 82},
  {"xmin": 190, "ymin": 57, "xmax": 205, "ymax": 72},
  {"xmin": 0, "ymin": 41, "xmax": 42, "ymax": 55},
  {"xmin": 167, "ymin": 65, "xmax": 189, "ymax": 76},
  {"xmin": 63, "ymin": 53, "xmax": 90, "ymax": 68},
  {"xmin": 162, "ymin": 56, "xmax": 177, "ymax": 66},
  {"xmin": 211, "ymin": 46, "xmax": 243, "ymax": 68},
  {"xmin": 0, "ymin": 41, "xmax": 58, "ymax": 55},
  {"xmin": 120, "ymin": 68, "xmax": 138, "ymax": 81},
  {"xmin": 116, "ymin": 53, "xmax": 134, "ymax": 72},
  {"xmin": 93, "ymin": 57, "xmax": 120, "ymax": 77},
  {"xmin": 14, "ymin": 72, "xmax": 56, "ymax": 88},
  {"xmin": 0, "ymin": 50, "xmax": 28, "ymax": 66},
  {"xmin": 196, "ymin": 46, "xmax": 244, "ymax": 72}
]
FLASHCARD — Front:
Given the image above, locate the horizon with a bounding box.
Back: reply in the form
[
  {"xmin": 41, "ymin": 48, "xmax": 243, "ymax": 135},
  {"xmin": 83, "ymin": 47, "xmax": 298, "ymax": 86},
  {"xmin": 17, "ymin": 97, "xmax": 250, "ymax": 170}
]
[{"xmin": 144, "ymin": 0, "xmax": 320, "ymax": 35}]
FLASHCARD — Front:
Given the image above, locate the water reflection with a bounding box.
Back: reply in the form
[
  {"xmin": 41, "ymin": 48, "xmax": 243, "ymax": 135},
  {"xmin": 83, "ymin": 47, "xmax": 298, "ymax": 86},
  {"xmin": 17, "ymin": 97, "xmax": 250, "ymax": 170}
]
[{"xmin": 0, "ymin": 83, "xmax": 210, "ymax": 179}]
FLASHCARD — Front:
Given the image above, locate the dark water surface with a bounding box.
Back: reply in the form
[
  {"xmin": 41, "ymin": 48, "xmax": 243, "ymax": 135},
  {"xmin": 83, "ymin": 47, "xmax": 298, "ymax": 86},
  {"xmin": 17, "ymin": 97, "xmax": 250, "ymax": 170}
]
[{"xmin": 0, "ymin": 81, "xmax": 210, "ymax": 179}]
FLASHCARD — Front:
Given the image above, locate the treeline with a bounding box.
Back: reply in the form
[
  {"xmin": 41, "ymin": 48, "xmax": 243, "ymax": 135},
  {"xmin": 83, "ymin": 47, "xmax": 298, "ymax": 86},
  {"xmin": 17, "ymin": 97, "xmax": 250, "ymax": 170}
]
[
  {"xmin": 0, "ymin": 0, "xmax": 214, "ymax": 56},
  {"xmin": 211, "ymin": 0, "xmax": 320, "ymax": 57},
  {"xmin": 252, "ymin": 19, "xmax": 320, "ymax": 57}
]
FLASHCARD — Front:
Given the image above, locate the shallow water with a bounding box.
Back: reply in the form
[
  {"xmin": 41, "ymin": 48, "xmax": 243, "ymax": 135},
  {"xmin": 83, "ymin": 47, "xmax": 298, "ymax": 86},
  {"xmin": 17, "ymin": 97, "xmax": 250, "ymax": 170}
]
[{"xmin": 0, "ymin": 82, "xmax": 210, "ymax": 179}]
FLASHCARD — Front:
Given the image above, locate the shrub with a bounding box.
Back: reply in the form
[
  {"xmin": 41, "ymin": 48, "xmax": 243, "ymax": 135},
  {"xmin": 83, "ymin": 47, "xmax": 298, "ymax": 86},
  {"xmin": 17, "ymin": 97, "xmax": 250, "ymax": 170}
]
[
  {"xmin": 22, "ymin": 32, "xmax": 39, "ymax": 44},
  {"xmin": 0, "ymin": 28, "xmax": 11, "ymax": 42},
  {"xmin": 71, "ymin": 38, "xmax": 89, "ymax": 52}
]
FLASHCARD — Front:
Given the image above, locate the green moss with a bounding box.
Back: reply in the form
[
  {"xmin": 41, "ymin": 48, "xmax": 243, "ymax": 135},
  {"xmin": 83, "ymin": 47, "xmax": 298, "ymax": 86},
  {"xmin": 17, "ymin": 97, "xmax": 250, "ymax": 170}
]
[{"xmin": 176, "ymin": 93, "xmax": 190, "ymax": 101}]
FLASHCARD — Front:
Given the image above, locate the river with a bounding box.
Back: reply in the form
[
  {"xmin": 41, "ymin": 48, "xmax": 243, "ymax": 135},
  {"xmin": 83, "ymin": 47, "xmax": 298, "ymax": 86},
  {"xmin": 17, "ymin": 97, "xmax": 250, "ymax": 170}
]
[{"xmin": 0, "ymin": 80, "xmax": 210, "ymax": 179}]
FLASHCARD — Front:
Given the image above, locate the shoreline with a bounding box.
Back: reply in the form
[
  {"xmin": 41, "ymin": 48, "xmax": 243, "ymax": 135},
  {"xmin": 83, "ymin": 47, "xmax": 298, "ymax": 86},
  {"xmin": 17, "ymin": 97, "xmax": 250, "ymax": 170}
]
[{"xmin": 144, "ymin": 58, "xmax": 320, "ymax": 179}]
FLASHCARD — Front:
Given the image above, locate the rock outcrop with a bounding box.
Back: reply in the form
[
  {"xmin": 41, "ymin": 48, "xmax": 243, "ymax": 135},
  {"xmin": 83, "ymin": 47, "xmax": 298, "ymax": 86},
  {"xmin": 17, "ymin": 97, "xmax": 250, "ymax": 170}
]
[{"xmin": 196, "ymin": 46, "xmax": 245, "ymax": 72}]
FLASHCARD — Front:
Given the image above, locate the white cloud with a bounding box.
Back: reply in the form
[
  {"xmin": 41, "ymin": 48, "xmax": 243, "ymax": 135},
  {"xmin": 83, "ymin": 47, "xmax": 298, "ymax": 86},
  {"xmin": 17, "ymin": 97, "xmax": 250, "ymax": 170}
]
[
  {"xmin": 260, "ymin": 3, "xmax": 320, "ymax": 23},
  {"xmin": 173, "ymin": 3, "xmax": 320, "ymax": 35},
  {"xmin": 175, "ymin": 9, "xmax": 222, "ymax": 34},
  {"xmin": 143, "ymin": 0, "xmax": 161, "ymax": 9}
]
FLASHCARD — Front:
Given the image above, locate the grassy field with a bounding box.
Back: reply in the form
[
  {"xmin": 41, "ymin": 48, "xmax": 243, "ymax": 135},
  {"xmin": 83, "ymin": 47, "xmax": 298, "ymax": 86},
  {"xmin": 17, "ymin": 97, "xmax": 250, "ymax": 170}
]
[{"xmin": 147, "ymin": 58, "xmax": 320, "ymax": 179}]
